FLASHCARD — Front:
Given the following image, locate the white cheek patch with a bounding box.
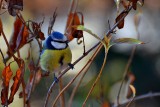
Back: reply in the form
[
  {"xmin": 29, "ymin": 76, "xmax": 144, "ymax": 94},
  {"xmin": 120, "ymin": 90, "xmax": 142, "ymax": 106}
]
[{"xmin": 51, "ymin": 41, "xmax": 66, "ymax": 49}]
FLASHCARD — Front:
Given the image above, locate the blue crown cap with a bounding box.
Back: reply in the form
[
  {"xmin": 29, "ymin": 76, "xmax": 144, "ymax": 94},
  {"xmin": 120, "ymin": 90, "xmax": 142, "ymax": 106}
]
[{"xmin": 50, "ymin": 31, "xmax": 64, "ymax": 40}]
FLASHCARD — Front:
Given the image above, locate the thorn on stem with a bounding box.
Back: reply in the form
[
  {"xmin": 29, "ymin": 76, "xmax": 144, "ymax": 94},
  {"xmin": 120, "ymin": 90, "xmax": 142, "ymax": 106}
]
[{"xmin": 108, "ymin": 20, "xmax": 117, "ymax": 34}]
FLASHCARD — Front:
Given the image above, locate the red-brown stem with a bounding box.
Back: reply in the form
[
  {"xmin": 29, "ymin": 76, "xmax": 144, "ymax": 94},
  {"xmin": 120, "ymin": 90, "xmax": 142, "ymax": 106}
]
[
  {"xmin": 67, "ymin": 44, "xmax": 103, "ymax": 107},
  {"xmin": 58, "ymin": 77, "xmax": 65, "ymax": 107},
  {"xmin": 116, "ymin": 92, "xmax": 160, "ymax": 107},
  {"xmin": 17, "ymin": 50, "xmax": 27, "ymax": 107},
  {"xmin": 82, "ymin": 49, "xmax": 108, "ymax": 107},
  {"xmin": 117, "ymin": 46, "xmax": 136, "ymax": 105},
  {"xmin": 0, "ymin": 48, "xmax": 6, "ymax": 66}
]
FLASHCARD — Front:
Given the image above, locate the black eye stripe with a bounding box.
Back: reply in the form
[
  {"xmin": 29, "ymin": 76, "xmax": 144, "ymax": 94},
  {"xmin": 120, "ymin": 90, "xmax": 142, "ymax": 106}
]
[{"xmin": 52, "ymin": 39, "xmax": 68, "ymax": 43}]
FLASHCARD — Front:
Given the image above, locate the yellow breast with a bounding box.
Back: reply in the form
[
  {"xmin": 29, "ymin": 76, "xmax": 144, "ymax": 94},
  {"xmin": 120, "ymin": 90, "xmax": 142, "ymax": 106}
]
[{"xmin": 40, "ymin": 47, "xmax": 72, "ymax": 72}]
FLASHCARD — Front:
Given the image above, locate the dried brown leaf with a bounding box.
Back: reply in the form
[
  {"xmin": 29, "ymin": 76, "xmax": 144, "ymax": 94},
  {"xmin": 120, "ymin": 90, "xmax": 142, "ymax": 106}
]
[
  {"xmin": 8, "ymin": 60, "xmax": 25, "ymax": 104},
  {"xmin": 65, "ymin": 12, "xmax": 84, "ymax": 41},
  {"xmin": 1, "ymin": 63, "xmax": 13, "ymax": 105},
  {"xmin": 8, "ymin": 0, "xmax": 23, "ymax": 16},
  {"xmin": 115, "ymin": 11, "xmax": 127, "ymax": 29},
  {"xmin": 130, "ymin": 0, "xmax": 138, "ymax": 10},
  {"xmin": 32, "ymin": 22, "xmax": 45, "ymax": 40},
  {"xmin": 7, "ymin": 17, "xmax": 29, "ymax": 55}
]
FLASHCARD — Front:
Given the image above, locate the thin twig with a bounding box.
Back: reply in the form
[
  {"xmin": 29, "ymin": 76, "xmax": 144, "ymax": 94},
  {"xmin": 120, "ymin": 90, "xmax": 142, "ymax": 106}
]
[
  {"xmin": 0, "ymin": 48, "xmax": 6, "ymax": 66},
  {"xmin": 68, "ymin": 44, "xmax": 103, "ymax": 107},
  {"xmin": 106, "ymin": 6, "xmax": 132, "ymax": 37},
  {"xmin": 21, "ymin": 79, "xmax": 27, "ymax": 107},
  {"xmin": 115, "ymin": 92, "xmax": 160, "ymax": 107},
  {"xmin": 126, "ymin": 97, "xmax": 135, "ymax": 107},
  {"xmin": 52, "ymin": 43, "xmax": 102, "ymax": 107},
  {"xmin": 0, "ymin": 10, "xmax": 7, "ymax": 15},
  {"xmin": 1, "ymin": 29, "xmax": 18, "ymax": 61},
  {"xmin": 82, "ymin": 49, "xmax": 109, "ymax": 107},
  {"xmin": 117, "ymin": 46, "xmax": 136, "ymax": 105},
  {"xmin": 58, "ymin": 74, "xmax": 65, "ymax": 107},
  {"xmin": 48, "ymin": 8, "xmax": 57, "ymax": 35}
]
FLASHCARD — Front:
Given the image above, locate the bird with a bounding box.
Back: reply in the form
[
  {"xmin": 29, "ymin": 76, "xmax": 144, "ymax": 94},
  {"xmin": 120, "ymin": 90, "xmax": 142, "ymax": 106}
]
[{"xmin": 40, "ymin": 31, "xmax": 73, "ymax": 82}]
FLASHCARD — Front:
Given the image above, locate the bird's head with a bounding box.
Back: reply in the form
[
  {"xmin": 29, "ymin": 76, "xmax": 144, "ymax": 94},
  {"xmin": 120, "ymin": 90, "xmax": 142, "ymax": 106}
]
[{"xmin": 44, "ymin": 31, "xmax": 68, "ymax": 50}]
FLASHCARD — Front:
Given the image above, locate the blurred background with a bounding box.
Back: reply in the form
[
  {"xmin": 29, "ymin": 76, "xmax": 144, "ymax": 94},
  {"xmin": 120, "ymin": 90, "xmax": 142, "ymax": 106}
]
[{"xmin": 0, "ymin": 0, "xmax": 160, "ymax": 107}]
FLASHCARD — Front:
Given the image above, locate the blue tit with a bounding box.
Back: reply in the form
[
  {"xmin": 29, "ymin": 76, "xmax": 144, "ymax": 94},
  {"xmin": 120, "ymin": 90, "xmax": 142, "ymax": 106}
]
[{"xmin": 40, "ymin": 31, "xmax": 72, "ymax": 76}]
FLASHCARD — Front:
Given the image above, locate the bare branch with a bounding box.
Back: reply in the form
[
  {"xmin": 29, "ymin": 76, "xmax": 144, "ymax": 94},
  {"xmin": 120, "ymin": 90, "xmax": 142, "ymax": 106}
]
[
  {"xmin": 0, "ymin": 48, "xmax": 6, "ymax": 66},
  {"xmin": 116, "ymin": 92, "xmax": 160, "ymax": 107},
  {"xmin": 48, "ymin": 8, "xmax": 57, "ymax": 35}
]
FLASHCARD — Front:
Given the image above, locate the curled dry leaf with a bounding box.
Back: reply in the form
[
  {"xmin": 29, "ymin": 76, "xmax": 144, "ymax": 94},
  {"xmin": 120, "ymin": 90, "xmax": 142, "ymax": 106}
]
[
  {"xmin": 7, "ymin": 0, "xmax": 23, "ymax": 16},
  {"xmin": 1, "ymin": 63, "xmax": 13, "ymax": 105},
  {"xmin": 7, "ymin": 17, "xmax": 29, "ymax": 55},
  {"xmin": 65, "ymin": 12, "xmax": 84, "ymax": 41},
  {"xmin": 130, "ymin": 0, "xmax": 139, "ymax": 10},
  {"xmin": 115, "ymin": 11, "xmax": 128, "ymax": 29},
  {"xmin": 129, "ymin": 85, "xmax": 136, "ymax": 97},
  {"xmin": 126, "ymin": 84, "xmax": 136, "ymax": 107},
  {"xmin": 31, "ymin": 22, "xmax": 45, "ymax": 40},
  {"xmin": 8, "ymin": 60, "xmax": 25, "ymax": 104}
]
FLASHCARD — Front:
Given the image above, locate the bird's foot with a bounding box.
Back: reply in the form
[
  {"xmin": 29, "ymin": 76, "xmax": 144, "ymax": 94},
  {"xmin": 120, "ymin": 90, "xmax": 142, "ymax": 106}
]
[
  {"xmin": 54, "ymin": 74, "xmax": 59, "ymax": 83},
  {"xmin": 68, "ymin": 63, "xmax": 74, "ymax": 69}
]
